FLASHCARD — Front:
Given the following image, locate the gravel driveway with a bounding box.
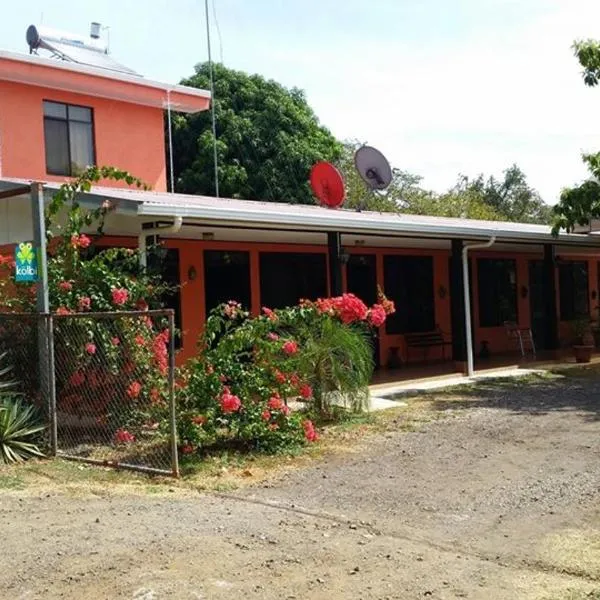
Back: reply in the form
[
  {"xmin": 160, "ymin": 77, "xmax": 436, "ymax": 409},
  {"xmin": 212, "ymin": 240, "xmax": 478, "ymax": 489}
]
[{"xmin": 2, "ymin": 373, "xmax": 600, "ymax": 599}]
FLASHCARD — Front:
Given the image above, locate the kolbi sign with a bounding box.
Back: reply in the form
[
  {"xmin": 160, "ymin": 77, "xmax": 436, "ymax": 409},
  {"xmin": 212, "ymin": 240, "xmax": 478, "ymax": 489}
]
[{"xmin": 14, "ymin": 242, "xmax": 39, "ymax": 282}]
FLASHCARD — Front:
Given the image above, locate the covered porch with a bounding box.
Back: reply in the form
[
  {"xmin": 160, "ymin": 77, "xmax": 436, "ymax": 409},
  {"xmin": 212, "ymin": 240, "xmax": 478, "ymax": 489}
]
[{"xmin": 2, "ymin": 178, "xmax": 600, "ymax": 380}]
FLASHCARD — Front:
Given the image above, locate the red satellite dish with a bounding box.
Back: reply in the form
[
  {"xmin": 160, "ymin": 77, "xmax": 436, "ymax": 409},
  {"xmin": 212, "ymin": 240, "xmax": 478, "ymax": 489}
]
[{"xmin": 310, "ymin": 162, "xmax": 346, "ymax": 209}]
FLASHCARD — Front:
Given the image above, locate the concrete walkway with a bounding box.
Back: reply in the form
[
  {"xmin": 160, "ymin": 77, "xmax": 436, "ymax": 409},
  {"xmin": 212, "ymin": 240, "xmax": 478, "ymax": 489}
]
[{"xmin": 368, "ymin": 366, "xmax": 550, "ymax": 411}]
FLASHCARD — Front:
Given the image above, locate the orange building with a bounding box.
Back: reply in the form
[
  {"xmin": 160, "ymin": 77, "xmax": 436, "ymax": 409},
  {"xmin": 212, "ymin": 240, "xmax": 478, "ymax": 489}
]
[{"xmin": 1, "ymin": 24, "xmax": 600, "ymax": 374}]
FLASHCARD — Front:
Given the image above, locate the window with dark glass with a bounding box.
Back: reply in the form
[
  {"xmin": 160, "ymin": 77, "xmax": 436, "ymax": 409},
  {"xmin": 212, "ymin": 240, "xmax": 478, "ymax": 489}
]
[
  {"xmin": 259, "ymin": 253, "xmax": 327, "ymax": 309},
  {"xmin": 204, "ymin": 250, "xmax": 251, "ymax": 314},
  {"xmin": 43, "ymin": 101, "xmax": 95, "ymax": 176},
  {"xmin": 559, "ymin": 261, "xmax": 589, "ymax": 321},
  {"xmin": 383, "ymin": 255, "xmax": 435, "ymax": 334},
  {"xmin": 477, "ymin": 258, "xmax": 518, "ymax": 327}
]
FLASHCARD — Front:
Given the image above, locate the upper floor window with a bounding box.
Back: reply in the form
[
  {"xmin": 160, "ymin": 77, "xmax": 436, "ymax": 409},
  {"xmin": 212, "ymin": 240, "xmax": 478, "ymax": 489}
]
[{"xmin": 43, "ymin": 101, "xmax": 95, "ymax": 176}]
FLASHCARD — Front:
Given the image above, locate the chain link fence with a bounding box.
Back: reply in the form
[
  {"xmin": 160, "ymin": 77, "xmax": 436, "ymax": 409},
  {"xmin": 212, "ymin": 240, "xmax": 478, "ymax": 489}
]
[{"xmin": 0, "ymin": 310, "xmax": 179, "ymax": 476}]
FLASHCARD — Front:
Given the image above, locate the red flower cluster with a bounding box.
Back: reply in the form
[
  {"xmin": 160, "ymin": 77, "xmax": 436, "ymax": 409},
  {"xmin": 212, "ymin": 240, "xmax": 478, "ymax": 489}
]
[
  {"xmin": 127, "ymin": 380, "xmax": 142, "ymax": 399},
  {"xmin": 150, "ymin": 387, "xmax": 162, "ymax": 404},
  {"xmin": 314, "ymin": 292, "xmax": 395, "ymax": 327},
  {"xmin": 111, "ymin": 287, "xmax": 129, "ymax": 306},
  {"xmin": 282, "ymin": 340, "xmax": 299, "ymax": 355},
  {"xmin": 78, "ymin": 296, "xmax": 91, "ymax": 311},
  {"xmin": 191, "ymin": 415, "xmax": 207, "ymax": 426},
  {"xmin": 70, "ymin": 234, "xmax": 91, "ymax": 249},
  {"xmin": 220, "ymin": 387, "xmax": 242, "ymax": 413},
  {"xmin": 181, "ymin": 444, "xmax": 195, "ymax": 455},
  {"xmin": 223, "ymin": 300, "xmax": 242, "ymax": 319},
  {"xmin": 111, "ymin": 337, "xmax": 120, "ymax": 346},
  {"xmin": 58, "ymin": 281, "xmax": 73, "ymax": 292},
  {"xmin": 114, "ymin": 428, "xmax": 135, "ymax": 444},
  {"xmin": 299, "ymin": 384, "xmax": 313, "ymax": 399},
  {"xmin": 85, "ymin": 342, "xmax": 96, "ymax": 355},
  {"xmin": 261, "ymin": 409, "xmax": 271, "ymax": 422},
  {"xmin": 262, "ymin": 307, "xmax": 278, "ymax": 322},
  {"xmin": 303, "ymin": 419, "xmax": 318, "ymax": 442},
  {"xmin": 0, "ymin": 254, "xmax": 12, "ymax": 266},
  {"xmin": 267, "ymin": 393, "xmax": 290, "ymax": 415},
  {"xmin": 267, "ymin": 332, "xmax": 279, "ymax": 341},
  {"xmin": 368, "ymin": 304, "xmax": 387, "ymax": 327},
  {"xmin": 274, "ymin": 370, "xmax": 287, "ymax": 384},
  {"xmin": 69, "ymin": 371, "xmax": 85, "ymax": 387},
  {"xmin": 152, "ymin": 330, "xmax": 169, "ymax": 376}
]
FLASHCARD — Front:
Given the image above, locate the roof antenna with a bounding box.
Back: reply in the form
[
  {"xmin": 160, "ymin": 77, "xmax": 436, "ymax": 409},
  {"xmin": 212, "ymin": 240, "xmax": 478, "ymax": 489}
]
[{"xmin": 204, "ymin": 0, "xmax": 220, "ymax": 198}]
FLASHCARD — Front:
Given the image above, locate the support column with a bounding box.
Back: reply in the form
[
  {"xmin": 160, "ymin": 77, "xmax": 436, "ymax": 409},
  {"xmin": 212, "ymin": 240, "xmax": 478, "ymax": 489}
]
[
  {"xmin": 543, "ymin": 244, "xmax": 559, "ymax": 352},
  {"xmin": 450, "ymin": 239, "xmax": 467, "ymax": 366},
  {"xmin": 327, "ymin": 232, "xmax": 343, "ymax": 297}
]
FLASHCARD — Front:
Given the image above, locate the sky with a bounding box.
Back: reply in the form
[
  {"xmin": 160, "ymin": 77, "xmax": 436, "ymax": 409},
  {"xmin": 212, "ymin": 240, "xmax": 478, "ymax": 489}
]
[{"xmin": 2, "ymin": 0, "xmax": 600, "ymax": 204}]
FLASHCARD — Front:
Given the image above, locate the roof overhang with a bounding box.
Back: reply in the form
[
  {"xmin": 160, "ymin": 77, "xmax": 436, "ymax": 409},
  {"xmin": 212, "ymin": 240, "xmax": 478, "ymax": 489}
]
[
  {"xmin": 2, "ymin": 178, "xmax": 599, "ymax": 248},
  {"xmin": 0, "ymin": 49, "xmax": 210, "ymax": 113}
]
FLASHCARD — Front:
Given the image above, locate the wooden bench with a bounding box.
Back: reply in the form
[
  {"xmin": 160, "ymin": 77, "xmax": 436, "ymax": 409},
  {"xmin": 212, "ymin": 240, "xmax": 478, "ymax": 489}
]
[{"xmin": 404, "ymin": 328, "xmax": 452, "ymax": 363}]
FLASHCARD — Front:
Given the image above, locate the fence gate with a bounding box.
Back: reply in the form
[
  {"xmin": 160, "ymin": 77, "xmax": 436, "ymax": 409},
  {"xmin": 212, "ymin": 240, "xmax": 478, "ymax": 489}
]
[{"xmin": 0, "ymin": 310, "xmax": 179, "ymax": 477}]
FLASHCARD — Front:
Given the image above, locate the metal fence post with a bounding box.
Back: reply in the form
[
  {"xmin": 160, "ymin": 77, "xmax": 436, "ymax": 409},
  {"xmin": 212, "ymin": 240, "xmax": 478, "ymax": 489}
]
[
  {"xmin": 168, "ymin": 311, "xmax": 180, "ymax": 477},
  {"xmin": 47, "ymin": 314, "xmax": 58, "ymax": 456}
]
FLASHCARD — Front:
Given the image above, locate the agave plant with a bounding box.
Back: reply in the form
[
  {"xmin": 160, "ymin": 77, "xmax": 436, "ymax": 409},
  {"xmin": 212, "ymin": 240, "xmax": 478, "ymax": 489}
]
[
  {"xmin": 0, "ymin": 351, "xmax": 16, "ymax": 394},
  {"xmin": 0, "ymin": 397, "xmax": 45, "ymax": 464}
]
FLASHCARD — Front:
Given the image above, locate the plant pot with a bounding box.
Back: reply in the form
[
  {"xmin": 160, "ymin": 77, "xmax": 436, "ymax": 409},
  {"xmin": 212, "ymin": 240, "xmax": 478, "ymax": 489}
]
[{"xmin": 573, "ymin": 345, "xmax": 594, "ymax": 363}]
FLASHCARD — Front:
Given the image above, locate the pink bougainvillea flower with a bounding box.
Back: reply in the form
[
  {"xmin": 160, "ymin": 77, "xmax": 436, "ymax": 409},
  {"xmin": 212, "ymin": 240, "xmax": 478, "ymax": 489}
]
[
  {"xmin": 299, "ymin": 384, "xmax": 313, "ymax": 399},
  {"xmin": 111, "ymin": 337, "xmax": 120, "ymax": 346},
  {"xmin": 152, "ymin": 330, "xmax": 169, "ymax": 376},
  {"xmin": 114, "ymin": 428, "xmax": 135, "ymax": 444},
  {"xmin": 181, "ymin": 444, "xmax": 195, "ymax": 455},
  {"xmin": 78, "ymin": 296, "xmax": 91, "ymax": 311},
  {"xmin": 150, "ymin": 387, "xmax": 162, "ymax": 404},
  {"xmin": 135, "ymin": 298, "xmax": 149, "ymax": 311},
  {"xmin": 261, "ymin": 409, "xmax": 271, "ymax": 422},
  {"xmin": 336, "ymin": 293, "xmax": 369, "ymax": 324},
  {"xmin": 267, "ymin": 395, "xmax": 284, "ymax": 411},
  {"xmin": 262, "ymin": 307, "xmax": 278, "ymax": 322},
  {"xmin": 55, "ymin": 306, "xmax": 72, "ymax": 315},
  {"xmin": 69, "ymin": 371, "xmax": 85, "ymax": 387},
  {"xmin": 135, "ymin": 334, "xmax": 146, "ymax": 346},
  {"xmin": 303, "ymin": 419, "xmax": 319, "ymax": 442},
  {"xmin": 127, "ymin": 381, "xmax": 142, "ymax": 399},
  {"xmin": 70, "ymin": 233, "xmax": 91, "ymax": 249},
  {"xmin": 368, "ymin": 304, "xmax": 387, "ymax": 327},
  {"xmin": 191, "ymin": 415, "xmax": 207, "ymax": 426},
  {"xmin": 111, "ymin": 287, "xmax": 129, "ymax": 306},
  {"xmin": 58, "ymin": 281, "xmax": 73, "ymax": 292},
  {"xmin": 85, "ymin": 342, "xmax": 96, "ymax": 355},
  {"xmin": 267, "ymin": 332, "xmax": 280, "ymax": 341},
  {"xmin": 220, "ymin": 390, "xmax": 242, "ymax": 413},
  {"xmin": 223, "ymin": 300, "xmax": 241, "ymax": 319},
  {"xmin": 289, "ymin": 373, "xmax": 300, "ymax": 387},
  {"xmin": 274, "ymin": 370, "xmax": 286, "ymax": 384},
  {"xmin": 282, "ymin": 340, "xmax": 298, "ymax": 355}
]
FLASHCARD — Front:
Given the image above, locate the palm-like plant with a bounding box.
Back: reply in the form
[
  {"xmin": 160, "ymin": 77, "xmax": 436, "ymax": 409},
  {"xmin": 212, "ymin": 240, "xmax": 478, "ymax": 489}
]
[
  {"xmin": 297, "ymin": 317, "xmax": 374, "ymax": 415},
  {"xmin": 0, "ymin": 351, "xmax": 45, "ymax": 464},
  {"xmin": 0, "ymin": 398, "xmax": 45, "ymax": 463}
]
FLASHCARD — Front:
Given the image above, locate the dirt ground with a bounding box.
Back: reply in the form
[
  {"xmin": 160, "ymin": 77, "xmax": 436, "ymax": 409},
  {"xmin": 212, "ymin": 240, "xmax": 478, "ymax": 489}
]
[{"xmin": 1, "ymin": 371, "xmax": 600, "ymax": 600}]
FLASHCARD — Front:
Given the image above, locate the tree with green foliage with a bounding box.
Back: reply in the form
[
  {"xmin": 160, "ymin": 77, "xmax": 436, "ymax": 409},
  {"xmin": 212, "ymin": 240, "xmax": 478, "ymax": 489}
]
[
  {"xmin": 461, "ymin": 165, "xmax": 551, "ymax": 224},
  {"xmin": 171, "ymin": 63, "xmax": 342, "ymax": 203},
  {"xmin": 552, "ymin": 40, "xmax": 600, "ymax": 234}
]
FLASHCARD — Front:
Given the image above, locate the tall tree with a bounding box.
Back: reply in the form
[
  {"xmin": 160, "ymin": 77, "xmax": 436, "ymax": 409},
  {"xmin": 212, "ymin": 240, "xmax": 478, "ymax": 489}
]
[
  {"xmin": 170, "ymin": 63, "xmax": 342, "ymax": 203},
  {"xmin": 461, "ymin": 165, "xmax": 551, "ymax": 224},
  {"xmin": 552, "ymin": 41, "xmax": 600, "ymax": 233}
]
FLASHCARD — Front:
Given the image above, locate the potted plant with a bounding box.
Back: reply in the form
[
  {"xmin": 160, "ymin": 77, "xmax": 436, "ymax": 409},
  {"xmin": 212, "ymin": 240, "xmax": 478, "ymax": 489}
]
[{"xmin": 572, "ymin": 317, "xmax": 594, "ymax": 363}]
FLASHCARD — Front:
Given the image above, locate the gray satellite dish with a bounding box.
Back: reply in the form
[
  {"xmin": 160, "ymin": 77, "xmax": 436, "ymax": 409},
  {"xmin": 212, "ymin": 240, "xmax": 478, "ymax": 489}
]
[{"xmin": 354, "ymin": 146, "xmax": 393, "ymax": 191}]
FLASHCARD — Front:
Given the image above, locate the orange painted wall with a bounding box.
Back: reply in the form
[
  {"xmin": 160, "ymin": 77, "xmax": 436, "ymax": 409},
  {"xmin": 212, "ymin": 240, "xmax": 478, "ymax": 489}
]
[
  {"xmin": 0, "ymin": 80, "xmax": 167, "ymax": 190},
  {"xmin": 6, "ymin": 234, "xmax": 600, "ymax": 366}
]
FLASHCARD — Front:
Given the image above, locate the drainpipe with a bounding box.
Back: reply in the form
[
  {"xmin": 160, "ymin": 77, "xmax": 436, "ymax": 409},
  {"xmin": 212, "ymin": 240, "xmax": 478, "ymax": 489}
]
[
  {"xmin": 462, "ymin": 235, "xmax": 496, "ymax": 378},
  {"xmin": 138, "ymin": 217, "xmax": 183, "ymax": 268}
]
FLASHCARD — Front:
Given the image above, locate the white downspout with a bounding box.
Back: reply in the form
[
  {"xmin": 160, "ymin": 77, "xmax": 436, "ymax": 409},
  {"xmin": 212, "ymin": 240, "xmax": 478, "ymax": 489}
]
[
  {"xmin": 138, "ymin": 217, "xmax": 183, "ymax": 268},
  {"xmin": 462, "ymin": 235, "xmax": 496, "ymax": 377}
]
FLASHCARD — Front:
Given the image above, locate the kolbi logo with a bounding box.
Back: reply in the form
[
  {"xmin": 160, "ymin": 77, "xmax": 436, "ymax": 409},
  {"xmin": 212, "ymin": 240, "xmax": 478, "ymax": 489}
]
[{"xmin": 14, "ymin": 242, "xmax": 38, "ymax": 283}]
